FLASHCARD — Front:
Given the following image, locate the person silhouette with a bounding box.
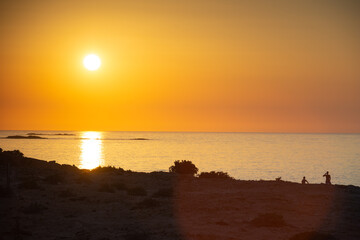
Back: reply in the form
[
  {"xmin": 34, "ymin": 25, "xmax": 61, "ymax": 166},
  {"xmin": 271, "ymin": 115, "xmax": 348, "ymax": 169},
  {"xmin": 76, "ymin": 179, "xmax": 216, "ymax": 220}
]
[
  {"xmin": 301, "ymin": 176, "xmax": 309, "ymax": 184},
  {"xmin": 323, "ymin": 171, "xmax": 331, "ymax": 185}
]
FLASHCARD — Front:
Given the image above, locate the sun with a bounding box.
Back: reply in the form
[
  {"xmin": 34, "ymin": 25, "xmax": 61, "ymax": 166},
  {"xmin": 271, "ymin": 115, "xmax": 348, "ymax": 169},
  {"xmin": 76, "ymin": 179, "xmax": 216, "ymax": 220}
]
[{"xmin": 83, "ymin": 54, "xmax": 101, "ymax": 71}]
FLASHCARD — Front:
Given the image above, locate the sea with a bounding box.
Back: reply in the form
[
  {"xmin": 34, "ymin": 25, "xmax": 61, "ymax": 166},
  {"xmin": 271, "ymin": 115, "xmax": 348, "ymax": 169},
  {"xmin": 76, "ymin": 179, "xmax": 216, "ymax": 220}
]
[{"xmin": 0, "ymin": 130, "xmax": 359, "ymax": 186}]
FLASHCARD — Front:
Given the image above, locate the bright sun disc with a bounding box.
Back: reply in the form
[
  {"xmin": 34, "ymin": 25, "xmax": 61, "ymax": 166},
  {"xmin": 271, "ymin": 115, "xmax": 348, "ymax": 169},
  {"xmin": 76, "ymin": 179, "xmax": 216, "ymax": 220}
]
[{"xmin": 83, "ymin": 54, "xmax": 101, "ymax": 71}]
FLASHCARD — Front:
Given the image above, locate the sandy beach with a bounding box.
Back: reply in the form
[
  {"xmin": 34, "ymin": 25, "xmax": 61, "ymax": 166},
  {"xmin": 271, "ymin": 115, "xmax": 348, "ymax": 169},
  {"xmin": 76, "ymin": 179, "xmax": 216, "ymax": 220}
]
[{"xmin": 1, "ymin": 150, "xmax": 359, "ymax": 240}]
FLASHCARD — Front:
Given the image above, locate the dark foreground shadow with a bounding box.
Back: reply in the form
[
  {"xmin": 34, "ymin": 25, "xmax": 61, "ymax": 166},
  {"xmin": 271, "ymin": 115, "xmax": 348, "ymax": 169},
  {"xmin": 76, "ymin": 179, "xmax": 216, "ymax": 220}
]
[{"xmin": 1, "ymin": 149, "xmax": 359, "ymax": 240}]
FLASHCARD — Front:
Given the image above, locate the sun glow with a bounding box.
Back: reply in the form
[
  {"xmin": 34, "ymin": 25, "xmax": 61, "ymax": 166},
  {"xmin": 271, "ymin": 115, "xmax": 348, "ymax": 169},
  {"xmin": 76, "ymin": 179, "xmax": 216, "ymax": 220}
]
[
  {"xmin": 83, "ymin": 54, "xmax": 101, "ymax": 71},
  {"xmin": 80, "ymin": 131, "xmax": 103, "ymax": 169}
]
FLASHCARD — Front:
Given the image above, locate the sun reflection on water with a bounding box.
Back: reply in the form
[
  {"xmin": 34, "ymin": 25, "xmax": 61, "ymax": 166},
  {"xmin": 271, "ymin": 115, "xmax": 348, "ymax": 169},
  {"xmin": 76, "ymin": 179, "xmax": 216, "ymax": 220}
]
[{"xmin": 79, "ymin": 131, "xmax": 103, "ymax": 169}]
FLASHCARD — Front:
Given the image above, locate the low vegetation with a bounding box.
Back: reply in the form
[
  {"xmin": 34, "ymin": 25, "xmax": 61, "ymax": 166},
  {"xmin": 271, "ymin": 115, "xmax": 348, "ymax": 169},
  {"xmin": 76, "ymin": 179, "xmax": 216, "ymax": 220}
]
[
  {"xmin": 198, "ymin": 171, "xmax": 233, "ymax": 179},
  {"xmin": 0, "ymin": 149, "xmax": 24, "ymax": 159},
  {"xmin": 91, "ymin": 166, "xmax": 125, "ymax": 175}
]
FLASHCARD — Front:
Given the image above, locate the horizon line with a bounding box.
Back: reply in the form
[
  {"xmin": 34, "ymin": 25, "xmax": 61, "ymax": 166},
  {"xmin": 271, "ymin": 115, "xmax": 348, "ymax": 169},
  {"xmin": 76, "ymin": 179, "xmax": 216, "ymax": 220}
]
[{"xmin": 1, "ymin": 129, "xmax": 359, "ymax": 134}]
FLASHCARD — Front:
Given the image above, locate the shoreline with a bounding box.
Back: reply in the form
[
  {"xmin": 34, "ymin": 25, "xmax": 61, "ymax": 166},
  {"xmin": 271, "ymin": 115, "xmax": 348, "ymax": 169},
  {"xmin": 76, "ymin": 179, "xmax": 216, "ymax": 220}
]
[
  {"xmin": 1, "ymin": 131, "xmax": 359, "ymax": 187},
  {"xmin": 1, "ymin": 150, "xmax": 360, "ymax": 240}
]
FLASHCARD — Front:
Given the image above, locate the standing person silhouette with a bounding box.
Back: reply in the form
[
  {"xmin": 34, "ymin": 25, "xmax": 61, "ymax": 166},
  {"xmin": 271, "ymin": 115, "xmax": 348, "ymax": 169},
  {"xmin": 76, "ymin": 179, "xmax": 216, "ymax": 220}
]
[
  {"xmin": 323, "ymin": 171, "xmax": 331, "ymax": 185},
  {"xmin": 301, "ymin": 176, "xmax": 309, "ymax": 184}
]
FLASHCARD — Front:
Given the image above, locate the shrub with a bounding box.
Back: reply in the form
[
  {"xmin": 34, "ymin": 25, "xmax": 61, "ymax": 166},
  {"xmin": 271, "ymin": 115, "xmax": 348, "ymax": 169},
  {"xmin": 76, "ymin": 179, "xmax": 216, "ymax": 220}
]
[
  {"xmin": 289, "ymin": 231, "xmax": 338, "ymax": 240},
  {"xmin": 11, "ymin": 149, "xmax": 24, "ymax": 158},
  {"xmin": 198, "ymin": 171, "xmax": 232, "ymax": 179},
  {"xmin": 127, "ymin": 187, "xmax": 147, "ymax": 196},
  {"xmin": 250, "ymin": 213, "xmax": 286, "ymax": 227},
  {"xmin": 61, "ymin": 164, "xmax": 79, "ymax": 173},
  {"xmin": 169, "ymin": 160, "xmax": 198, "ymax": 175},
  {"xmin": 1, "ymin": 149, "xmax": 24, "ymax": 159},
  {"xmin": 91, "ymin": 166, "xmax": 124, "ymax": 175}
]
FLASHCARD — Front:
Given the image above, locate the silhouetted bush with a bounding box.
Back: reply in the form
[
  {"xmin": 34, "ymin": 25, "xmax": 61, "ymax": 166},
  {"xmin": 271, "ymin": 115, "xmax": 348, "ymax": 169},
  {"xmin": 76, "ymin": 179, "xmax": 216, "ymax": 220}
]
[
  {"xmin": 127, "ymin": 186, "xmax": 147, "ymax": 196},
  {"xmin": 289, "ymin": 231, "xmax": 338, "ymax": 240},
  {"xmin": 169, "ymin": 160, "xmax": 198, "ymax": 175},
  {"xmin": 61, "ymin": 164, "xmax": 79, "ymax": 173},
  {"xmin": 98, "ymin": 183, "xmax": 115, "ymax": 193},
  {"xmin": 153, "ymin": 188, "xmax": 173, "ymax": 198},
  {"xmin": 10, "ymin": 149, "xmax": 24, "ymax": 158},
  {"xmin": 198, "ymin": 171, "xmax": 233, "ymax": 179},
  {"xmin": 0, "ymin": 149, "xmax": 24, "ymax": 159},
  {"xmin": 250, "ymin": 213, "xmax": 286, "ymax": 227},
  {"xmin": 92, "ymin": 166, "xmax": 124, "ymax": 175}
]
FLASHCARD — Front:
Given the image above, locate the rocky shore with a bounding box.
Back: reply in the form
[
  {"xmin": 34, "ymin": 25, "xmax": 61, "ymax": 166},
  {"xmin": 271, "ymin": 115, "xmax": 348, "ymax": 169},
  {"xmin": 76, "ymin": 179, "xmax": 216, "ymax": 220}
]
[{"xmin": 1, "ymin": 149, "xmax": 359, "ymax": 240}]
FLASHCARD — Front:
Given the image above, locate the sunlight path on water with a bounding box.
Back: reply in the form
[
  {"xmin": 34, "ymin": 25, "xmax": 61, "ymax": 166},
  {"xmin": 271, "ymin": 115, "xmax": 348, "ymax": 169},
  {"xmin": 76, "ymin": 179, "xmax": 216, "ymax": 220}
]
[{"xmin": 79, "ymin": 131, "xmax": 103, "ymax": 169}]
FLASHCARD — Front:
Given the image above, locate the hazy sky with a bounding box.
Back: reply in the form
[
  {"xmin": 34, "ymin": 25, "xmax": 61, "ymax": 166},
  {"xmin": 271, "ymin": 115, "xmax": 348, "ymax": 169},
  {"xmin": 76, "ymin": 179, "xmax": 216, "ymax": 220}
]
[{"xmin": 1, "ymin": 0, "xmax": 359, "ymax": 132}]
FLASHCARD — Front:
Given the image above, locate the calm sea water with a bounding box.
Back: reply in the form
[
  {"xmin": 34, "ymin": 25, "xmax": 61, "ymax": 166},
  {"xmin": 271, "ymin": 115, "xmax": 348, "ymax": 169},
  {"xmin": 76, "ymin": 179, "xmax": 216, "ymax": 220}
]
[{"xmin": 0, "ymin": 130, "xmax": 359, "ymax": 186}]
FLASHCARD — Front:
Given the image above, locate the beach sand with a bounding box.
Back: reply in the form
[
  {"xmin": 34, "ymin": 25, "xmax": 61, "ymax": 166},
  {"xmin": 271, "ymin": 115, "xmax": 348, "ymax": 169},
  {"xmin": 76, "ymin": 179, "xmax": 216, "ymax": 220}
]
[{"xmin": 1, "ymin": 150, "xmax": 359, "ymax": 240}]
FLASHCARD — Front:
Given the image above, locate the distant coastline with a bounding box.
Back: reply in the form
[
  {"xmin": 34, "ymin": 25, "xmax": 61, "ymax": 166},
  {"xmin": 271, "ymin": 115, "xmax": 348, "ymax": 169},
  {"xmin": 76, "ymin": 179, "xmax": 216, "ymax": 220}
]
[
  {"xmin": 27, "ymin": 132, "xmax": 75, "ymax": 136},
  {"xmin": 4, "ymin": 133, "xmax": 150, "ymax": 141},
  {"xmin": 6, "ymin": 135, "xmax": 47, "ymax": 139}
]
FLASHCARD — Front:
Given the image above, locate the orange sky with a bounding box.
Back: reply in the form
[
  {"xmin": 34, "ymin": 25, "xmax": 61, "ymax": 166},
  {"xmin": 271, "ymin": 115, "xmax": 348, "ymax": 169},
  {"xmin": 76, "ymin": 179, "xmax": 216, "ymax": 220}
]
[{"xmin": 1, "ymin": 0, "xmax": 360, "ymax": 133}]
